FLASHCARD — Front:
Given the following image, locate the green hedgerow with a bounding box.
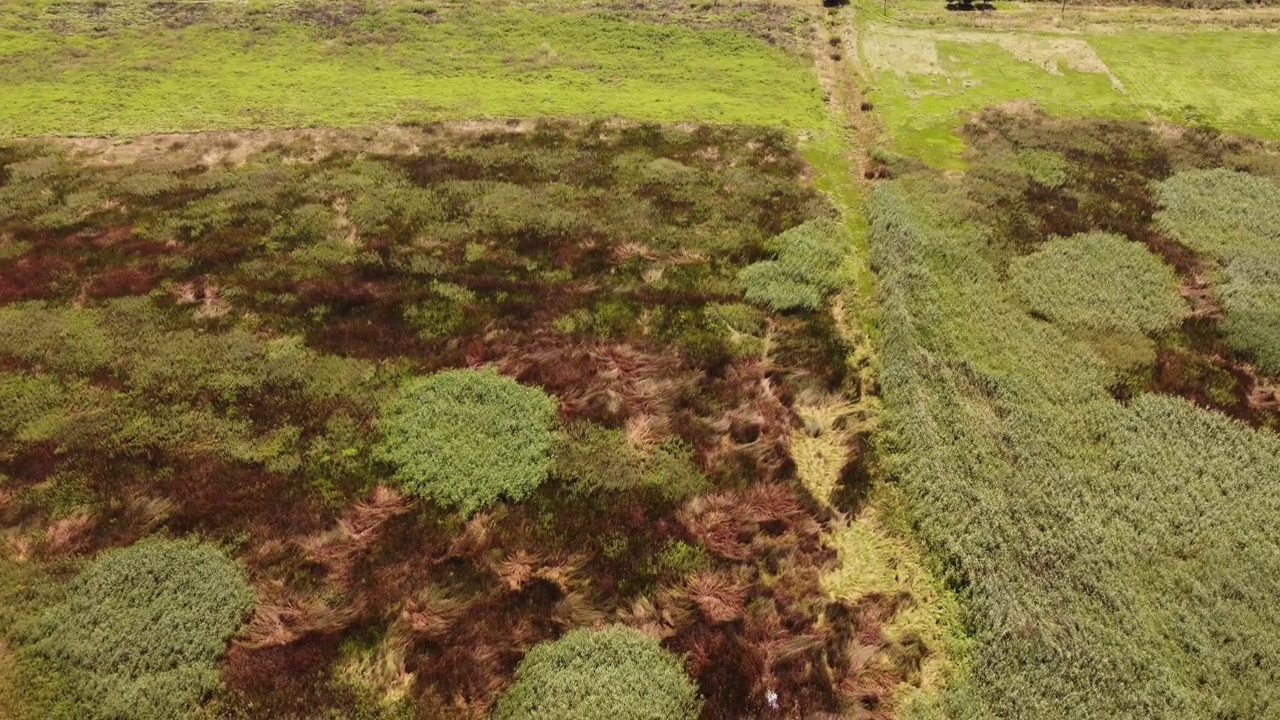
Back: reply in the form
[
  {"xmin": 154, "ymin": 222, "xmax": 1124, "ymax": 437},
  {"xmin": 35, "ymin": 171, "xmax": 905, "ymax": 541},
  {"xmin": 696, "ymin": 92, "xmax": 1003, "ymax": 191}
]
[
  {"xmin": 493, "ymin": 626, "xmax": 701, "ymax": 720},
  {"xmin": 17, "ymin": 538, "xmax": 253, "ymax": 719},
  {"xmin": 1009, "ymin": 232, "xmax": 1186, "ymax": 334},
  {"xmin": 376, "ymin": 369, "xmax": 557, "ymax": 515},
  {"xmin": 740, "ymin": 217, "xmax": 850, "ymax": 311}
]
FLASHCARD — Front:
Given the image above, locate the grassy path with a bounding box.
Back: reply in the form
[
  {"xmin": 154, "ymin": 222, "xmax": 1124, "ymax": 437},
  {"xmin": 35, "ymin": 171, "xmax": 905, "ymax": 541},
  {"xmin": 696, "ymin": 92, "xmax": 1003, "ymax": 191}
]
[{"xmin": 801, "ymin": 7, "xmax": 970, "ymax": 716}]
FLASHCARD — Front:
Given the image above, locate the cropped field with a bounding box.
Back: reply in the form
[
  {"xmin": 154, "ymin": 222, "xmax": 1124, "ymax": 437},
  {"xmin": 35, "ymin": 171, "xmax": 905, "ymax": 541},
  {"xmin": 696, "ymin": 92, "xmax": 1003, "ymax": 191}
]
[
  {"xmin": 859, "ymin": 8, "xmax": 1280, "ymax": 167},
  {"xmin": 0, "ymin": 0, "xmax": 828, "ymax": 136},
  {"xmin": 0, "ymin": 122, "xmax": 927, "ymax": 719},
  {"xmin": 859, "ymin": 25, "xmax": 1138, "ymax": 166},
  {"xmin": 868, "ymin": 111, "xmax": 1280, "ymax": 719},
  {"xmin": 1092, "ymin": 31, "xmax": 1280, "ymax": 137}
]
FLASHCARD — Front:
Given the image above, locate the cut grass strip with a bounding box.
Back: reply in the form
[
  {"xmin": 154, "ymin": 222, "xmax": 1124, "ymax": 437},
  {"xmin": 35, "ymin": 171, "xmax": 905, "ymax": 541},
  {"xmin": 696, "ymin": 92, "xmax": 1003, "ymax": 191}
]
[
  {"xmin": 1092, "ymin": 31, "xmax": 1280, "ymax": 139},
  {"xmin": 0, "ymin": 7, "xmax": 829, "ymax": 136}
]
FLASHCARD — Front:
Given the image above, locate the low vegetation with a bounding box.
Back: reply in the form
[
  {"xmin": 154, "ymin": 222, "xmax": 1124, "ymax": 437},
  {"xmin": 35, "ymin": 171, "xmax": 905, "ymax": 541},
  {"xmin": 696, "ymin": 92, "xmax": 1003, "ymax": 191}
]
[
  {"xmin": 0, "ymin": 121, "xmax": 923, "ymax": 717},
  {"xmin": 1092, "ymin": 32, "xmax": 1280, "ymax": 139},
  {"xmin": 493, "ymin": 626, "xmax": 702, "ymax": 720},
  {"xmin": 377, "ymin": 369, "xmax": 557, "ymax": 515},
  {"xmin": 0, "ymin": 0, "xmax": 828, "ymax": 136},
  {"xmin": 1009, "ymin": 232, "xmax": 1186, "ymax": 334},
  {"xmin": 13, "ymin": 539, "xmax": 252, "ymax": 719},
  {"xmin": 4, "ymin": 0, "xmax": 1275, "ymax": 716},
  {"xmin": 858, "ymin": 13, "xmax": 1280, "ymax": 167},
  {"xmin": 868, "ymin": 111, "xmax": 1280, "ymax": 719}
]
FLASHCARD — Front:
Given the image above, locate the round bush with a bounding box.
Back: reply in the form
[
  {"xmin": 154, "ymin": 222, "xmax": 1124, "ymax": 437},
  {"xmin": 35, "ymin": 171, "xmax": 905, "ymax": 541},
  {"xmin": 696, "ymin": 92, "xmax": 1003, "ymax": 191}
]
[
  {"xmin": 376, "ymin": 368, "xmax": 557, "ymax": 515},
  {"xmin": 1010, "ymin": 232, "xmax": 1186, "ymax": 334},
  {"xmin": 740, "ymin": 217, "xmax": 850, "ymax": 312},
  {"xmin": 22, "ymin": 537, "xmax": 253, "ymax": 719},
  {"xmin": 494, "ymin": 626, "xmax": 701, "ymax": 720}
]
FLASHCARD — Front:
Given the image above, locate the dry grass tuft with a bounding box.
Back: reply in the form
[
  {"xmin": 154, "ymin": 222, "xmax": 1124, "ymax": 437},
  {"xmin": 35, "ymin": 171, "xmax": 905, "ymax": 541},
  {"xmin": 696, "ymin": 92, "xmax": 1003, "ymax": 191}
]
[
  {"xmin": 238, "ymin": 581, "xmax": 356, "ymax": 649},
  {"xmin": 399, "ymin": 586, "xmax": 466, "ymax": 640},
  {"xmin": 41, "ymin": 511, "xmax": 96, "ymax": 556},
  {"xmin": 685, "ymin": 569, "xmax": 750, "ymax": 623},
  {"xmin": 612, "ymin": 242, "xmax": 659, "ymax": 263}
]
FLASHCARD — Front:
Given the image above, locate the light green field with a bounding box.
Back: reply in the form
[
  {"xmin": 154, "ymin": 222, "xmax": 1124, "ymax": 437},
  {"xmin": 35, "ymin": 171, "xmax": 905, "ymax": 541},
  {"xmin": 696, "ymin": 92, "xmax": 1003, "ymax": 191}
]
[
  {"xmin": 1093, "ymin": 31, "xmax": 1280, "ymax": 137},
  {"xmin": 860, "ymin": 27, "xmax": 1139, "ymax": 166},
  {"xmin": 860, "ymin": 16, "xmax": 1280, "ymax": 165},
  {"xmin": 0, "ymin": 4, "xmax": 829, "ymax": 136}
]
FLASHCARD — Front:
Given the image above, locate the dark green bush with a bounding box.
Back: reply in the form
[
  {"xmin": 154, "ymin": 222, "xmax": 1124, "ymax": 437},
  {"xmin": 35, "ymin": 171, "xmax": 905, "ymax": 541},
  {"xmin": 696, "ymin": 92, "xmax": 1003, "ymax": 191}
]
[
  {"xmin": 376, "ymin": 369, "xmax": 557, "ymax": 515},
  {"xmin": 740, "ymin": 217, "xmax": 850, "ymax": 311},
  {"xmin": 17, "ymin": 538, "xmax": 253, "ymax": 719},
  {"xmin": 493, "ymin": 626, "xmax": 701, "ymax": 720}
]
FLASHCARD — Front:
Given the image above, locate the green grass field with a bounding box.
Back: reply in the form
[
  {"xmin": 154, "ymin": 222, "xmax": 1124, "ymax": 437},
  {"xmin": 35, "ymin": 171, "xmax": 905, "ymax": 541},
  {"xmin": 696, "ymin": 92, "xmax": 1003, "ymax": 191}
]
[
  {"xmin": 1093, "ymin": 31, "xmax": 1280, "ymax": 137},
  {"xmin": 860, "ymin": 25, "xmax": 1140, "ymax": 166},
  {"xmin": 0, "ymin": 2, "xmax": 828, "ymax": 136},
  {"xmin": 860, "ymin": 12, "xmax": 1280, "ymax": 166}
]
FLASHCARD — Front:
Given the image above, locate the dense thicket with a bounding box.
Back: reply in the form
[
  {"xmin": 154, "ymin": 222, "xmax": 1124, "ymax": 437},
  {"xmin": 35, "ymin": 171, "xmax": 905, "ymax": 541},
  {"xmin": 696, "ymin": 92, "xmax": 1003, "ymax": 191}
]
[
  {"xmin": 376, "ymin": 369, "xmax": 557, "ymax": 515},
  {"xmin": 15, "ymin": 539, "xmax": 252, "ymax": 719},
  {"xmin": 739, "ymin": 217, "xmax": 851, "ymax": 311},
  {"xmin": 1009, "ymin": 232, "xmax": 1185, "ymax": 333},
  {"xmin": 869, "ymin": 117, "xmax": 1280, "ymax": 719},
  {"xmin": 493, "ymin": 626, "xmax": 702, "ymax": 720}
]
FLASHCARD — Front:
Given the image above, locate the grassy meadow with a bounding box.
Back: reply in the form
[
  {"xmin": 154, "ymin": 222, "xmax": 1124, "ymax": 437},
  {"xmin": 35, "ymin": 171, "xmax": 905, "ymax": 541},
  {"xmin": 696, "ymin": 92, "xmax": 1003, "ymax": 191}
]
[
  {"xmin": 0, "ymin": 1, "xmax": 830, "ymax": 136},
  {"xmin": 858, "ymin": 2, "xmax": 1280, "ymax": 166}
]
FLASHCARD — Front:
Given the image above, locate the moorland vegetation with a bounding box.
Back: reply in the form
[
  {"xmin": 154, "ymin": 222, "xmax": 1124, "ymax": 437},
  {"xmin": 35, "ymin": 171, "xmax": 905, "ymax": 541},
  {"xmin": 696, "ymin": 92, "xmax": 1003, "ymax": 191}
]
[
  {"xmin": 869, "ymin": 110, "xmax": 1280, "ymax": 719},
  {"xmin": 0, "ymin": 122, "xmax": 907, "ymax": 718},
  {"xmin": 1, "ymin": 0, "xmax": 1279, "ymax": 718}
]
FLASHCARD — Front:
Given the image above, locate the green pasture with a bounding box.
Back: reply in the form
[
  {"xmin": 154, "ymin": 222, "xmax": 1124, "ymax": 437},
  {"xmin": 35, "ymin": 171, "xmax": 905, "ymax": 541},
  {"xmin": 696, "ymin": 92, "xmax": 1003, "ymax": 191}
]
[
  {"xmin": 1093, "ymin": 31, "xmax": 1280, "ymax": 138},
  {"xmin": 861, "ymin": 21, "xmax": 1280, "ymax": 165},
  {"xmin": 0, "ymin": 3, "xmax": 829, "ymax": 136},
  {"xmin": 861, "ymin": 28, "xmax": 1139, "ymax": 166}
]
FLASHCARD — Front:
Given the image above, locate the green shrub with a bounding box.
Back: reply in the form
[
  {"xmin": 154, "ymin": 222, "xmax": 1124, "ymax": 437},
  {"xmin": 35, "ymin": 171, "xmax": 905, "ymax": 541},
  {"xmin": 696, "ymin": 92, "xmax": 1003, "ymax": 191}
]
[
  {"xmin": 1218, "ymin": 251, "xmax": 1280, "ymax": 375},
  {"xmin": 740, "ymin": 217, "xmax": 850, "ymax": 311},
  {"xmin": 705, "ymin": 302, "xmax": 767, "ymax": 358},
  {"xmin": 1009, "ymin": 232, "xmax": 1186, "ymax": 334},
  {"xmin": 1015, "ymin": 149, "xmax": 1069, "ymax": 189},
  {"xmin": 0, "ymin": 303, "xmax": 116, "ymax": 375},
  {"xmin": 1153, "ymin": 169, "xmax": 1280, "ymax": 258},
  {"xmin": 376, "ymin": 369, "xmax": 557, "ymax": 515},
  {"xmin": 552, "ymin": 422, "xmax": 708, "ymax": 503},
  {"xmin": 1153, "ymin": 170, "xmax": 1280, "ymax": 374},
  {"xmin": 17, "ymin": 538, "xmax": 253, "ymax": 719},
  {"xmin": 493, "ymin": 626, "xmax": 701, "ymax": 720}
]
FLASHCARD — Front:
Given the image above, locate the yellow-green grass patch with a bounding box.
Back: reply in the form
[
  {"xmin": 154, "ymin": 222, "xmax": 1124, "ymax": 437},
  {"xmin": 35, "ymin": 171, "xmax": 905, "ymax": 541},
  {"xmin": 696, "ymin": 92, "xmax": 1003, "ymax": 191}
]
[{"xmin": 0, "ymin": 5, "xmax": 829, "ymax": 137}]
